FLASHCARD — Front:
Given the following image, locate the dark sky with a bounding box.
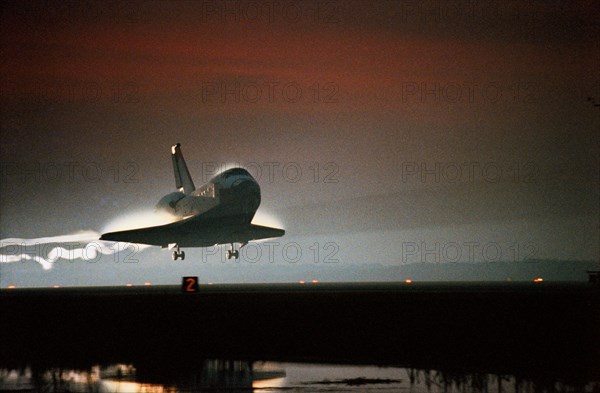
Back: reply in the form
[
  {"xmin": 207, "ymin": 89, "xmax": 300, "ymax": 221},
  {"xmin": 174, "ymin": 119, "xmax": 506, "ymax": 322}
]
[{"xmin": 1, "ymin": 1, "xmax": 598, "ymax": 286}]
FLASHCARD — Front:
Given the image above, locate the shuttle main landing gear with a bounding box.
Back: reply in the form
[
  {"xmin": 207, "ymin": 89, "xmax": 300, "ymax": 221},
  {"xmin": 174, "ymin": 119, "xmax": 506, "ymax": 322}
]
[
  {"xmin": 226, "ymin": 243, "xmax": 239, "ymax": 259},
  {"xmin": 226, "ymin": 242, "xmax": 246, "ymax": 260},
  {"xmin": 172, "ymin": 245, "xmax": 185, "ymax": 261}
]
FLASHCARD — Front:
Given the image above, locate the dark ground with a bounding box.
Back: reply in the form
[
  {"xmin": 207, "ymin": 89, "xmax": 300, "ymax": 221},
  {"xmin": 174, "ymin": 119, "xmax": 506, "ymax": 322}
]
[{"xmin": 1, "ymin": 282, "xmax": 598, "ymax": 386}]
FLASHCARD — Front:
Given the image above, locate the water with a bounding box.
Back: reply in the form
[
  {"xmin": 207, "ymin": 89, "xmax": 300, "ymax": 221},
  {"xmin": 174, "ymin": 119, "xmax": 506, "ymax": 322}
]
[{"xmin": 2, "ymin": 361, "xmax": 598, "ymax": 393}]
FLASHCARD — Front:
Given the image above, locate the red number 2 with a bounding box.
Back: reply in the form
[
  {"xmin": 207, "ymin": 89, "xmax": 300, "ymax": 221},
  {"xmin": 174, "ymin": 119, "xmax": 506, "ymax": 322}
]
[{"xmin": 185, "ymin": 277, "xmax": 196, "ymax": 292}]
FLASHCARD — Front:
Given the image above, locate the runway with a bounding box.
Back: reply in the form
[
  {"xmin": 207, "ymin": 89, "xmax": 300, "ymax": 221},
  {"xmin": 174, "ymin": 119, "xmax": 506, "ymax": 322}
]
[{"xmin": 1, "ymin": 281, "xmax": 598, "ymax": 384}]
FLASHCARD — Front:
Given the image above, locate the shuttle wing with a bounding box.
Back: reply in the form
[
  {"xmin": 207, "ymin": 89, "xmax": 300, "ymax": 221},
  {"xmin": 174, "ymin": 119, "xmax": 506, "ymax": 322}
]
[
  {"xmin": 100, "ymin": 217, "xmax": 195, "ymax": 247},
  {"xmin": 235, "ymin": 224, "xmax": 286, "ymax": 242},
  {"xmin": 100, "ymin": 215, "xmax": 285, "ymax": 248}
]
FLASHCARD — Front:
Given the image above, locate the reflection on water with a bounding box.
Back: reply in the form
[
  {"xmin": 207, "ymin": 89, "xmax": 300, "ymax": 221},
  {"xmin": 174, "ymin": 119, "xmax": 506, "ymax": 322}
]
[{"xmin": 1, "ymin": 361, "xmax": 599, "ymax": 393}]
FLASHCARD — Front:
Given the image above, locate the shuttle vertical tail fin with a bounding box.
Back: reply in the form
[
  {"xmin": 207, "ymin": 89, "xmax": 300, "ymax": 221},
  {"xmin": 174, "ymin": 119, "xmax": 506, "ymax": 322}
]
[{"xmin": 171, "ymin": 143, "xmax": 195, "ymax": 195}]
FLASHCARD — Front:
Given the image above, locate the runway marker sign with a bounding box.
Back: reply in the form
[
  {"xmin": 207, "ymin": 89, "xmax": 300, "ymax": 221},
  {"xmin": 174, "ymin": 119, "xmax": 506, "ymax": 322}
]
[{"xmin": 182, "ymin": 276, "xmax": 199, "ymax": 293}]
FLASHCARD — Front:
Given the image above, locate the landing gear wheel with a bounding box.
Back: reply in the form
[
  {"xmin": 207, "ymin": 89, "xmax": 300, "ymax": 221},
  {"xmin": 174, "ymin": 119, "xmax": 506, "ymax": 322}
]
[
  {"xmin": 226, "ymin": 248, "xmax": 240, "ymax": 260},
  {"xmin": 172, "ymin": 245, "xmax": 184, "ymax": 261}
]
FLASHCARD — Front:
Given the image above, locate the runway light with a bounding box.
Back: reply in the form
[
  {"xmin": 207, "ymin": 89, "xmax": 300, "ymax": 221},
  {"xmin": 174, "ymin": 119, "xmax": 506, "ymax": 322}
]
[
  {"xmin": 311, "ymin": 279, "xmax": 318, "ymax": 284},
  {"xmin": 207, "ymin": 282, "xmax": 213, "ymax": 285},
  {"xmin": 405, "ymin": 279, "xmax": 412, "ymax": 284},
  {"xmin": 126, "ymin": 283, "xmax": 133, "ymax": 287},
  {"xmin": 7, "ymin": 285, "xmax": 16, "ymax": 289},
  {"xmin": 299, "ymin": 280, "xmax": 305, "ymax": 284},
  {"xmin": 52, "ymin": 285, "xmax": 60, "ymax": 288},
  {"xmin": 533, "ymin": 277, "xmax": 543, "ymax": 283},
  {"xmin": 144, "ymin": 282, "xmax": 152, "ymax": 286}
]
